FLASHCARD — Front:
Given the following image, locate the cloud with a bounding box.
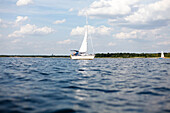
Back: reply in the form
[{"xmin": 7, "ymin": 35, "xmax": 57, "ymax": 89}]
[
  {"xmin": 11, "ymin": 39, "xmax": 21, "ymax": 44},
  {"xmin": 80, "ymin": 0, "xmax": 170, "ymax": 29},
  {"xmin": 69, "ymin": 8, "xmax": 74, "ymax": 12},
  {"xmin": 56, "ymin": 39, "xmax": 75, "ymax": 44},
  {"xmin": 0, "ymin": 18, "xmax": 13, "ymax": 28},
  {"xmin": 0, "ymin": 16, "xmax": 28, "ymax": 28},
  {"xmin": 8, "ymin": 24, "xmax": 54, "ymax": 38},
  {"xmin": 53, "ymin": 19, "xmax": 66, "ymax": 24},
  {"xmin": 16, "ymin": 16, "xmax": 28, "ymax": 23},
  {"xmin": 71, "ymin": 25, "xmax": 113, "ymax": 36},
  {"xmin": 16, "ymin": 0, "xmax": 33, "ymax": 6},
  {"xmin": 125, "ymin": 0, "xmax": 170, "ymax": 24},
  {"xmin": 113, "ymin": 29, "xmax": 160, "ymax": 40},
  {"xmin": 79, "ymin": 0, "xmax": 139, "ymax": 18},
  {"xmin": 114, "ymin": 31, "xmax": 138, "ymax": 39},
  {"xmin": 108, "ymin": 42, "xmax": 116, "ymax": 46},
  {"xmin": 157, "ymin": 41, "xmax": 170, "ymax": 45}
]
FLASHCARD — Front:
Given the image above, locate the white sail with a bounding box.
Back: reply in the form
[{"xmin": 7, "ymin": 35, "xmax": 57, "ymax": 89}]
[
  {"xmin": 79, "ymin": 26, "xmax": 88, "ymax": 53},
  {"xmin": 161, "ymin": 51, "xmax": 164, "ymax": 58}
]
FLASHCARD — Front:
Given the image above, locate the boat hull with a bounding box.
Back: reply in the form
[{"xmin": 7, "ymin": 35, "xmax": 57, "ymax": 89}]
[
  {"xmin": 159, "ymin": 57, "xmax": 165, "ymax": 59},
  {"xmin": 70, "ymin": 55, "xmax": 95, "ymax": 60}
]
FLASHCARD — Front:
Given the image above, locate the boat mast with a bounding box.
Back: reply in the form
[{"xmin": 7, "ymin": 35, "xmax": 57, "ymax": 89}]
[
  {"xmin": 86, "ymin": 12, "xmax": 88, "ymax": 54},
  {"xmin": 86, "ymin": 12, "xmax": 95, "ymax": 55}
]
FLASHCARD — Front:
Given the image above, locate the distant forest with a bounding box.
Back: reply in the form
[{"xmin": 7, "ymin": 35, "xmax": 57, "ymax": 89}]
[
  {"xmin": 0, "ymin": 52, "xmax": 170, "ymax": 58},
  {"xmin": 0, "ymin": 55, "xmax": 69, "ymax": 58},
  {"xmin": 95, "ymin": 52, "xmax": 170, "ymax": 58}
]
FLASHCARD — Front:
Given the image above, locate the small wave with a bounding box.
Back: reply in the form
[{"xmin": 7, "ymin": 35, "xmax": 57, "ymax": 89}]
[
  {"xmin": 160, "ymin": 70, "xmax": 167, "ymax": 72},
  {"xmin": 101, "ymin": 78, "xmax": 110, "ymax": 81},
  {"xmin": 163, "ymin": 109, "xmax": 170, "ymax": 113},
  {"xmin": 123, "ymin": 108, "xmax": 143, "ymax": 112},
  {"xmin": 52, "ymin": 108, "xmax": 76, "ymax": 113},
  {"xmin": 39, "ymin": 78, "xmax": 54, "ymax": 82},
  {"xmin": 16, "ymin": 77, "xmax": 32, "ymax": 81},
  {"xmin": 64, "ymin": 86, "xmax": 82, "ymax": 89},
  {"xmin": 136, "ymin": 91, "xmax": 163, "ymax": 96},
  {"xmin": 0, "ymin": 99, "xmax": 22, "ymax": 113},
  {"xmin": 30, "ymin": 69, "xmax": 39, "ymax": 73},
  {"xmin": 0, "ymin": 99, "xmax": 13, "ymax": 105},
  {"xmin": 76, "ymin": 102, "xmax": 91, "ymax": 108},
  {"xmin": 125, "ymin": 90, "xmax": 134, "ymax": 93},
  {"xmin": 63, "ymin": 86, "xmax": 120, "ymax": 93},
  {"xmin": 78, "ymin": 69, "xmax": 85, "ymax": 71},
  {"xmin": 106, "ymin": 103, "xmax": 124, "ymax": 107},
  {"xmin": 139, "ymin": 85, "xmax": 151, "ymax": 88},
  {"xmin": 39, "ymin": 72, "xmax": 50, "ymax": 75},
  {"xmin": 153, "ymin": 87, "xmax": 170, "ymax": 92},
  {"xmin": 93, "ymin": 88, "xmax": 120, "ymax": 93},
  {"xmin": 151, "ymin": 77, "xmax": 162, "ymax": 80},
  {"xmin": 53, "ymin": 67, "xmax": 62, "ymax": 71},
  {"xmin": 56, "ymin": 71, "xmax": 71, "ymax": 74},
  {"xmin": 90, "ymin": 69, "xmax": 101, "ymax": 71}
]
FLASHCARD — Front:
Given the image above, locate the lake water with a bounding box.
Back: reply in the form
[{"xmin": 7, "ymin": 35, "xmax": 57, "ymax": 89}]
[{"xmin": 0, "ymin": 58, "xmax": 170, "ymax": 113}]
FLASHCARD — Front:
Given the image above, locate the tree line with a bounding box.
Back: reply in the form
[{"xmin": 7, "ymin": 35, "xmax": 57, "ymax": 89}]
[
  {"xmin": 0, "ymin": 53, "xmax": 170, "ymax": 58},
  {"xmin": 95, "ymin": 52, "xmax": 170, "ymax": 58}
]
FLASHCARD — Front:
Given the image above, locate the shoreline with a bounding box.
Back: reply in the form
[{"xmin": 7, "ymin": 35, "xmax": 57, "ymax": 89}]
[
  {"xmin": 0, "ymin": 55, "xmax": 69, "ymax": 58},
  {"xmin": 0, "ymin": 55, "xmax": 169, "ymax": 59},
  {"xmin": 0, "ymin": 52, "xmax": 170, "ymax": 58}
]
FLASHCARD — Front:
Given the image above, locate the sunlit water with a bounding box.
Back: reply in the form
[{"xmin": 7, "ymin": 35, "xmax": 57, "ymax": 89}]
[{"xmin": 0, "ymin": 58, "xmax": 170, "ymax": 113}]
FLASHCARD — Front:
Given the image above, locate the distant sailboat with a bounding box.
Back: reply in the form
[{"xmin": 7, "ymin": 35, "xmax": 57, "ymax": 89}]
[
  {"xmin": 159, "ymin": 51, "xmax": 165, "ymax": 59},
  {"xmin": 70, "ymin": 14, "xmax": 95, "ymax": 60}
]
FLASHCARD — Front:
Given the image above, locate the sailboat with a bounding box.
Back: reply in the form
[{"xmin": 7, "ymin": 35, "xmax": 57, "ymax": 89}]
[
  {"xmin": 159, "ymin": 51, "xmax": 165, "ymax": 59},
  {"xmin": 70, "ymin": 14, "xmax": 95, "ymax": 60}
]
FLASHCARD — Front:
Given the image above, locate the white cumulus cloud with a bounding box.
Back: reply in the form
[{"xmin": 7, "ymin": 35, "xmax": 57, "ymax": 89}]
[
  {"xmin": 16, "ymin": 0, "xmax": 33, "ymax": 6},
  {"xmin": 11, "ymin": 39, "xmax": 21, "ymax": 44},
  {"xmin": 125, "ymin": 0, "xmax": 170, "ymax": 23},
  {"xmin": 69, "ymin": 8, "xmax": 74, "ymax": 12},
  {"xmin": 53, "ymin": 19, "xmax": 66, "ymax": 24},
  {"xmin": 8, "ymin": 24, "xmax": 54, "ymax": 38},
  {"xmin": 57, "ymin": 39, "xmax": 76, "ymax": 44},
  {"xmin": 108, "ymin": 42, "xmax": 116, "ymax": 46},
  {"xmin": 113, "ymin": 29, "xmax": 159, "ymax": 40},
  {"xmin": 71, "ymin": 25, "xmax": 112, "ymax": 36},
  {"xmin": 79, "ymin": 0, "xmax": 139, "ymax": 18},
  {"xmin": 16, "ymin": 16, "xmax": 28, "ymax": 23},
  {"xmin": 114, "ymin": 31, "xmax": 138, "ymax": 39},
  {"xmin": 0, "ymin": 18, "xmax": 13, "ymax": 28},
  {"xmin": 157, "ymin": 41, "xmax": 170, "ymax": 45}
]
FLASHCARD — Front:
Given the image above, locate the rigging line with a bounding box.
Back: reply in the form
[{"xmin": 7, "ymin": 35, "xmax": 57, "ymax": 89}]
[
  {"xmin": 90, "ymin": 33, "xmax": 94, "ymax": 54},
  {"xmin": 86, "ymin": 11, "xmax": 94, "ymax": 55}
]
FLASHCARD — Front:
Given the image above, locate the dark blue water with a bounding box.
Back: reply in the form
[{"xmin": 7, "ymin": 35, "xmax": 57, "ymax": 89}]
[{"xmin": 0, "ymin": 58, "xmax": 170, "ymax": 113}]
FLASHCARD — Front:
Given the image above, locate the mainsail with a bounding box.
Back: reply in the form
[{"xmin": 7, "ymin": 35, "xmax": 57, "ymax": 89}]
[{"xmin": 79, "ymin": 26, "xmax": 88, "ymax": 53}]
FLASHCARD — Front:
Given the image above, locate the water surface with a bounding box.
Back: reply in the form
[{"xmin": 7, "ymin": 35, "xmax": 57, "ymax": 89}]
[{"xmin": 0, "ymin": 58, "xmax": 170, "ymax": 113}]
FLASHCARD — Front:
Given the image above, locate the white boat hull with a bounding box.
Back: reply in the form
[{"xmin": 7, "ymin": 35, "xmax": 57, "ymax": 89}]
[{"xmin": 70, "ymin": 55, "xmax": 95, "ymax": 60}]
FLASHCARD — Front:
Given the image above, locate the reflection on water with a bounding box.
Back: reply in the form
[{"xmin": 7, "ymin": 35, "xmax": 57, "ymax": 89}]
[
  {"xmin": 0, "ymin": 58, "xmax": 170, "ymax": 113},
  {"xmin": 77, "ymin": 60, "xmax": 91, "ymax": 76}
]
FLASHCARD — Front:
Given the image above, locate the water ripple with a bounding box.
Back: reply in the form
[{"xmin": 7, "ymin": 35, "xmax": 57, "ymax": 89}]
[{"xmin": 0, "ymin": 58, "xmax": 170, "ymax": 113}]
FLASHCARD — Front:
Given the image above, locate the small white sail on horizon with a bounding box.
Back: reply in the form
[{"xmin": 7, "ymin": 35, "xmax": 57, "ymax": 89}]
[{"xmin": 161, "ymin": 51, "xmax": 165, "ymax": 58}]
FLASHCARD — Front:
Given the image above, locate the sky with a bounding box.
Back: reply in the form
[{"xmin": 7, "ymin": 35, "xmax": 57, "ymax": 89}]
[{"xmin": 0, "ymin": 0, "xmax": 170, "ymax": 55}]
